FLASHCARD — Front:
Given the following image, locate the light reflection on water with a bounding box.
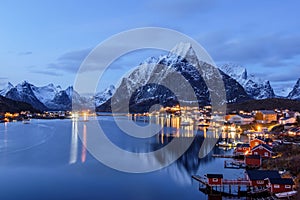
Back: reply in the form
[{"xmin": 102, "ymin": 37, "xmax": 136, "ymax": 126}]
[{"xmin": 0, "ymin": 116, "xmax": 247, "ymax": 200}]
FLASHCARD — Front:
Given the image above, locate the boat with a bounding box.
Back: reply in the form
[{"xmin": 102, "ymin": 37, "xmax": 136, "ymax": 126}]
[
  {"xmin": 275, "ymin": 191, "xmax": 297, "ymax": 198},
  {"xmin": 22, "ymin": 119, "xmax": 30, "ymax": 124}
]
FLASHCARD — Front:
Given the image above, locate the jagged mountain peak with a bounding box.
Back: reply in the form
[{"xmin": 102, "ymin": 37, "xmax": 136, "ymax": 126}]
[
  {"xmin": 219, "ymin": 63, "xmax": 247, "ymax": 82},
  {"xmin": 168, "ymin": 42, "xmax": 198, "ymax": 66},
  {"xmin": 170, "ymin": 42, "xmax": 193, "ymax": 57},
  {"xmin": 219, "ymin": 63, "xmax": 275, "ymax": 99},
  {"xmin": 288, "ymin": 78, "xmax": 300, "ymax": 100},
  {"xmin": 1, "ymin": 81, "xmax": 115, "ymax": 111},
  {"xmin": 94, "ymin": 85, "xmax": 116, "ymax": 107},
  {"xmin": 0, "ymin": 82, "xmax": 14, "ymax": 96},
  {"xmin": 98, "ymin": 44, "xmax": 250, "ymax": 113}
]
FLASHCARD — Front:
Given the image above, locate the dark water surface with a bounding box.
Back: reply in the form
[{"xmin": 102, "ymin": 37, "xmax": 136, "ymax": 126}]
[{"xmin": 0, "ymin": 117, "xmax": 246, "ymax": 200}]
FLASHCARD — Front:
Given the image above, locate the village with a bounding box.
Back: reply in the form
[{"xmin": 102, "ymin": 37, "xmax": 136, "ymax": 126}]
[{"xmin": 190, "ymin": 108, "xmax": 300, "ymax": 199}]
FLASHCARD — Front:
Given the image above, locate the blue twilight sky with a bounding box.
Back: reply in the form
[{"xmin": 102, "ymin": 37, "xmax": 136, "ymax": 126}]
[{"xmin": 0, "ymin": 0, "xmax": 300, "ymax": 94}]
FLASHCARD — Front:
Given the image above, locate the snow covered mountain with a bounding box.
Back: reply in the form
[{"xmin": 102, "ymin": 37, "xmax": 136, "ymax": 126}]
[
  {"xmin": 98, "ymin": 43, "xmax": 250, "ymax": 113},
  {"xmin": 0, "ymin": 82, "xmax": 14, "ymax": 97},
  {"xmin": 94, "ymin": 85, "xmax": 115, "ymax": 107},
  {"xmin": 0, "ymin": 82, "xmax": 115, "ymax": 111},
  {"xmin": 5, "ymin": 81, "xmax": 48, "ymax": 111},
  {"xmin": 287, "ymin": 78, "xmax": 300, "ymax": 100},
  {"xmin": 219, "ymin": 63, "xmax": 275, "ymax": 99}
]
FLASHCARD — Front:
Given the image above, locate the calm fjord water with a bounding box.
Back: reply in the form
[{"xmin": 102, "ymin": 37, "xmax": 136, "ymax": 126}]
[{"xmin": 0, "ymin": 117, "xmax": 245, "ymax": 200}]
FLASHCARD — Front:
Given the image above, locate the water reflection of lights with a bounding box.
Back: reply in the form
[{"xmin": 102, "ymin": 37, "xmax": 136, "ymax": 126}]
[
  {"xmin": 81, "ymin": 124, "xmax": 87, "ymax": 163},
  {"xmin": 69, "ymin": 118, "xmax": 78, "ymax": 164},
  {"xmin": 4, "ymin": 122, "xmax": 8, "ymax": 149},
  {"xmin": 69, "ymin": 118, "xmax": 88, "ymax": 164}
]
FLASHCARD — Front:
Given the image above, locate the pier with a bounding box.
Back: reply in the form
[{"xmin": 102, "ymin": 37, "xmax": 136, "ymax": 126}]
[
  {"xmin": 192, "ymin": 175, "xmax": 250, "ymax": 197},
  {"xmin": 224, "ymin": 160, "xmax": 246, "ymax": 169},
  {"xmin": 212, "ymin": 154, "xmax": 235, "ymax": 158}
]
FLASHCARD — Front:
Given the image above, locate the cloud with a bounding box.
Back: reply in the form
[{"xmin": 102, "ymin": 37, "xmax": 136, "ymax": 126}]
[
  {"xmin": 200, "ymin": 32, "xmax": 300, "ymax": 68},
  {"xmin": 47, "ymin": 48, "xmax": 92, "ymax": 73},
  {"xmin": 30, "ymin": 69, "xmax": 63, "ymax": 76},
  {"xmin": 256, "ymin": 70, "xmax": 300, "ymax": 82},
  {"xmin": 47, "ymin": 46, "xmax": 166, "ymax": 74},
  {"xmin": 18, "ymin": 51, "xmax": 33, "ymax": 56}
]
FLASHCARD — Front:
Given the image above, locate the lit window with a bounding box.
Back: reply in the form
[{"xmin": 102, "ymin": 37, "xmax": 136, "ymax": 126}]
[
  {"xmin": 264, "ymin": 152, "xmax": 268, "ymax": 157},
  {"xmin": 257, "ymin": 181, "xmax": 264, "ymax": 184},
  {"xmin": 274, "ymin": 185, "xmax": 280, "ymax": 188}
]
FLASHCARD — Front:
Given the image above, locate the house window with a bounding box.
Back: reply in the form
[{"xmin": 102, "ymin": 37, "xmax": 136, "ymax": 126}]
[
  {"xmin": 254, "ymin": 152, "xmax": 258, "ymax": 155},
  {"xmin": 257, "ymin": 181, "xmax": 264, "ymax": 184},
  {"xmin": 212, "ymin": 178, "xmax": 218, "ymax": 182},
  {"xmin": 264, "ymin": 152, "xmax": 269, "ymax": 157},
  {"xmin": 274, "ymin": 184, "xmax": 280, "ymax": 188},
  {"xmin": 285, "ymin": 185, "xmax": 291, "ymax": 189}
]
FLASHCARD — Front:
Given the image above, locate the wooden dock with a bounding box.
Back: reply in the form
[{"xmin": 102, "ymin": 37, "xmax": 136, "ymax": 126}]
[
  {"xmin": 212, "ymin": 154, "xmax": 235, "ymax": 158},
  {"xmin": 192, "ymin": 175, "xmax": 249, "ymax": 186},
  {"xmin": 192, "ymin": 175, "xmax": 250, "ymax": 197},
  {"xmin": 224, "ymin": 160, "xmax": 246, "ymax": 169}
]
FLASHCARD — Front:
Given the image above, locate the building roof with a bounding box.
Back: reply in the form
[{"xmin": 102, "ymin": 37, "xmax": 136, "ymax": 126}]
[
  {"xmin": 259, "ymin": 110, "xmax": 276, "ymax": 115},
  {"xmin": 252, "ymin": 137, "xmax": 265, "ymax": 142},
  {"xmin": 239, "ymin": 114, "xmax": 254, "ymax": 119},
  {"xmin": 252, "ymin": 144, "xmax": 273, "ymax": 152},
  {"xmin": 206, "ymin": 174, "xmax": 223, "ymax": 178},
  {"xmin": 245, "ymin": 155, "xmax": 261, "ymax": 159},
  {"xmin": 237, "ymin": 143, "xmax": 250, "ymax": 148},
  {"xmin": 268, "ymin": 178, "xmax": 295, "ymax": 185},
  {"xmin": 246, "ymin": 170, "xmax": 281, "ymax": 180}
]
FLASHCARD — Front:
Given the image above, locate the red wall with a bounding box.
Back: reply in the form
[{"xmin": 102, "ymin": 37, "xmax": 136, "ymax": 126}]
[
  {"xmin": 245, "ymin": 157, "xmax": 261, "ymax": 167},
  {"xmin": 252, "ymin": 148, "xmax": 272, "ymax": 158},
  {"xmin": 208, "ymin": 178, "xmax": 222, "ymax": 185},
  {"xmin": 271, "ymin": 184, "xmax": 293, "ymax": 193},
  {"xmin": 251, "ymin": 180, "xmax": 268, "ymax": 187}
]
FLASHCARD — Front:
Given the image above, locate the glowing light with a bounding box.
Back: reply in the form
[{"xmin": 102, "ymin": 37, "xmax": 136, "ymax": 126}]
[
  {"xmin": 81, "ymin": 124, "xmax": 87, "ymax": 163},
  {"xmin": 257, "ymin": 125, "xmax": 262, "ymax": 132}
]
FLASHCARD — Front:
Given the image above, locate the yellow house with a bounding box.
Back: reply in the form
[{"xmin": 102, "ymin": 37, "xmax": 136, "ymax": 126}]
[{"xmin": 255, "ymin": 110, "xmax": 277, "ymax": 123}]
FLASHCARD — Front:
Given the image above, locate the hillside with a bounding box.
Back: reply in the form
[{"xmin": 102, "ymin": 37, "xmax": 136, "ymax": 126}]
[
  {"xmin": 0, "ymin": 95, "xmax": 38, "ymax": 113},
  {"xmin": 227, "ymin": 98, "xmax": 300, "ymax": 112}
]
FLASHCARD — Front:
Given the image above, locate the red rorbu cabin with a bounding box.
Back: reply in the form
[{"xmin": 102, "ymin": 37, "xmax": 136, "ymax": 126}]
[
  {"xmin": 267, "ymin": 178, "xmax": 294, "ymax": 193},
  {"xmin": 206, "ymin": 174, "xmax": 223, "ymax": 186},
  {"xmin": 251, "ymin": 144, "xmax": 273, "ymax": 158}
]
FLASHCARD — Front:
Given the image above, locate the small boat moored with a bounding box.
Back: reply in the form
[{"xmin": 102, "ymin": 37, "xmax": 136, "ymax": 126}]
[{"xmin": 275, "ymin": 190, "xmax": 297, "ymax": 198}]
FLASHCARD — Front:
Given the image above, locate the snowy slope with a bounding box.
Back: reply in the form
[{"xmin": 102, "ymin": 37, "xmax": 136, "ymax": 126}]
[
  {"xmin": 219, "ymin": 63, "xmax": 275, "ymax": 99},
  {"xmin": 31, "ymin": 84, "xmax": 62, "ymax": 106},
  {"xmin": 288, "ymin": 78, "xmax": 300, "ymax": 100},
  {"xmin": 94, "ymin": 85, "xmax": 115, "ymax": 107},
  {"xmin": 275, "ymin": 87, "xmax": 293, "ymax": 98},
  {"xmin": 0, "ymin": 82, "xmax": 14, "ymax": 96}
]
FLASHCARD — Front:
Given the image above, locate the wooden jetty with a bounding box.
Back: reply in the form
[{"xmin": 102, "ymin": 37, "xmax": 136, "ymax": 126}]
[
  {"xmin": 212, "ymin": 154, "xmax": 235, "ymax": 158},
  {"xmin": 192, "ymin": 175, "xmax": 250, "ymax": 186},
  {"xmin": 192, "ymin": 175, "xmax": 250, "ymax": 197},
  {"xmin": 191, "ymin": 174, "xmax": 277, "ymax": 198},
  {"xmin": 224, "ymin": 160, "xmax": 246, "ymax": 169}
]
